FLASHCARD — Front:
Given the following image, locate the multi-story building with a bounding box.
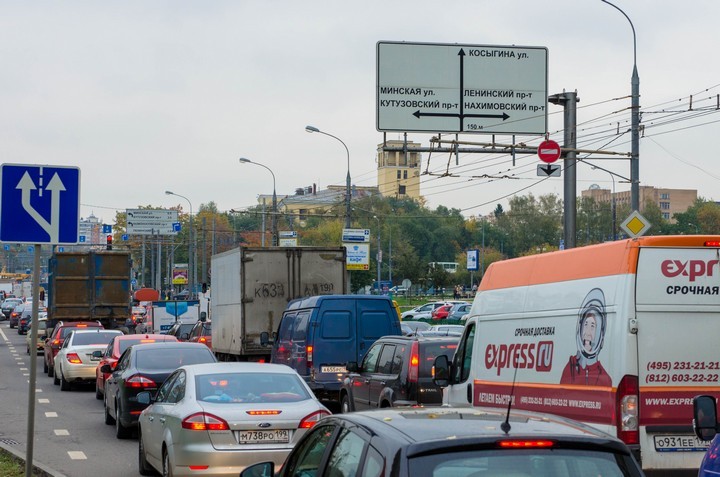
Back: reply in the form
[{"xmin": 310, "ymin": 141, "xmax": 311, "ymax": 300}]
[
  {"xmin": 376, "ymin": 139, "xmax": 422, "ymax": 200},
  {"xmin": 581, "ymin": 185, "xmax": 697, "ymax": 223}
]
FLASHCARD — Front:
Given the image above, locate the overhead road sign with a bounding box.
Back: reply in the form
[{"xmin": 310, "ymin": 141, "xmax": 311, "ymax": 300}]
[
  {"xmin": 0, "ymin": 164, "xmax": 80, "ymax": 244},
  {"xmin": 377, "ymin": 41, "xmax": 548, "ymax": 135},
  {"xmin": 126, "ymin": 208, "xmax": 178, "ymax": 235},
  {"xmin": 537, "ymin": 164, "xmax": 561, "ymax": 177}
]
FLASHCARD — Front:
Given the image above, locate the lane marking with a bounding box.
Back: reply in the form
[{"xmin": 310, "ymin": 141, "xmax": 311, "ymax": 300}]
[
  {"xmin": 38, "ymin": 398, "xmax": 49, "ymax": 404},
  {"xmin": 45, "ymin": 412, "xmax": 58, "ymax": 418},
  {"xmin": 54, "ymin": 430, "xmax": 69, "ymax": 436},
  {"xmin": 20, "ymin": 367, "xmax": 28, "ymax": 371},
  {"xmin": 67, "ymin": 451, "xmax": 86, "ymax": 460}
]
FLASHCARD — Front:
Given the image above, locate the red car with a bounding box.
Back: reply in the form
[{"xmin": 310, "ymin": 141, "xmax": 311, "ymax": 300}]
[
  {"xmin": 94, "ymin": 333, "xmax": 177, "ymax": 400},
  {"xmin": 44, "ymin": 321, "xmax": 103, "ymax": 377},
  {"xmin": 187, "ymin": 320, "xmax": 212, "ymax": 349},
  {"xmin": 431, "ymin": 304, "xmax": 453, "ymax": 320}
]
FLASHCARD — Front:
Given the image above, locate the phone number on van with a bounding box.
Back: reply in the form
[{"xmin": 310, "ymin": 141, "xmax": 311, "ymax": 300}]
[
  {"xmin": 645, "ymin": 373, "xmax": 719, "ymax": 384},
  {"xmin": 647, "ymin": 361, "xmax": 720, "ymax": 371}
]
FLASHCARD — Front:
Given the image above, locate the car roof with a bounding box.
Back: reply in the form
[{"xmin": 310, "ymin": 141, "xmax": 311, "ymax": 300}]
[
  {"xmin": 328, "ymin": 407, "xmax": 630, "ymax": 454},
  {"xmin": 69, "ymin": 328, "xmax": 121, "ymax": 334},
  {"xmin": 286, "ymin": 294, "xmax": 393, "ymax": 310},
  {"xmin": 179, "ymin": 362, "xmax": 298, "ymax": 374},
  {"xmin": 115, "ymin": 333, "xmax": 175, "ymax": 342},
  {"xmin": 128, "ymin": 341, "xmax": 211, "ymax": 352}
]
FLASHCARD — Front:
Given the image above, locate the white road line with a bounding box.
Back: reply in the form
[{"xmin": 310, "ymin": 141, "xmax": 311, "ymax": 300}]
[
  {"xmin": 45, "ymin": 412, "xmax": 58, "ymax": 418},
  {"xmin": 54, "ymin": 430, "xmax": 69, "ymax": 436},
  {"xmin": 22, "ymin": 373, "xmax": 29, "ymax": 376},
  {"xmin": 67, "ymin": 451, "xmax": 86, "ymax": 460},
  {"xmin": 36, "ymin": 388, "xmax": 42, "ymax": 393},
  {"xmin": 20, "ymin": 367, "xmax": 28, "ymax": 371},
  {"xmin": 0, "ymin": 327, "xmax": 7, "ymax": 340},
  {"xmin": 38, "ymin": 398, "xmax": 49, "ymax": 403}
]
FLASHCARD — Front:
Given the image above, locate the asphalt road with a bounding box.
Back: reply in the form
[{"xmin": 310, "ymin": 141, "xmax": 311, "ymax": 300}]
[{"xmin": 0, "ymin": 322, "xmax": 139, "ymax": 477}]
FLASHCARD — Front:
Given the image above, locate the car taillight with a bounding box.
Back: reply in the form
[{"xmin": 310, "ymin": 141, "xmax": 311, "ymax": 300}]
[
  {"xmin": 52, "ymin": 339, "xmax": 62, "ymax": 347},
  {"xmin": 181, "ymin": 412, "xmax": 229, "ymax": 431},
  {"xmin": 307, "ymin": 345, "xmax": 313, "ymax": 368},
  {"xmin": 408, "ymin": 341, "xmax": 419, "ymax": 383},
  {"xmin": 247, "ymin": 410, "xmax": 282, "ymax": 416},
  {"xmin": 616, "ymin": 374, "xmax": 639, "ymax": 445},
  {"xmin": 498, "ymin": 440, "xmax": 554, "ymax": 448},
  {"xmin": 126, "ymin": 374, "xmax": 157, "ymax": 388},
  {"xmin": 199, "ymin": 337, "xmax": 207, "ymax": 343},
  {"xmin": 299, "ymin": 410, "xmax": 330, "ymax": 429},
  {"xmin": 66, "ymin": 353, "xmax": 82, "ymax": 364}
]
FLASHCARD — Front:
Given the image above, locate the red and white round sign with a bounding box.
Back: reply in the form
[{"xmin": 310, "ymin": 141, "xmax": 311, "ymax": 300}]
[{"xmin": 537, "ymin": 139, "xmax": 561, "ymax": 163}]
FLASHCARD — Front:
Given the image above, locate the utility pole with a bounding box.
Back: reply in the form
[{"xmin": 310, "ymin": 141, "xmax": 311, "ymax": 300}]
[{"xmin": 549, "ymin": 91, "xmax": 579, "ymax": 249}]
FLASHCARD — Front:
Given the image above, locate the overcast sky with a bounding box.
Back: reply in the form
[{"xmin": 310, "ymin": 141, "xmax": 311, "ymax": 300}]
[{"xmin": 2, "ymin": 0, "xmax": 719, "ymax": 225}]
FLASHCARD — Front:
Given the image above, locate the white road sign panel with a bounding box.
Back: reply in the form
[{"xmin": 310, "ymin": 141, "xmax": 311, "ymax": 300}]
[
  {"xmin": 377, "ymin": 41, "xmax": 548, "ymax": 135},
  {"xmin": 126, "ymin": 209, "xmax": 178, "ymax": 235},
  {"xmin": 345, "ymin": 243, "xmax": 370, "ymax": 271},
  {"xmin": 342, "ymin": 228, "xmax": 371, "ymax": 243},
  {"xmin": 537, "ymin": 164, "xmax": 561, "ymax": 177}
]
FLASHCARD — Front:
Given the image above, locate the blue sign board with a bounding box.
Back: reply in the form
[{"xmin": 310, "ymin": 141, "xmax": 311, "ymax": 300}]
[
  {"xmin": 58, "ymin": 247, "xmax": 64, "ymax": 252},
  {"xmin": 172, "ymin": 222, "xmax": 181, "ymax": 232},
  {"xmin": 2, "ymin": 245, "xmax": 8, "ymax": 251},
  {"xmin": 102, "ymin": 224, "xmax": 112, "ymax": 234},
  {"xmin": 79, "ymin": 236, "xmax": 86, "ymax": 243},
  {"xmin": 0, "ymin": 164, "xmax": 80, "ymax": 244},
  {"xmin": 122, "ymin": 234, "xmax": 129, "ymax": 241},
  {"xmin": 466, "ymin": 249, "xmax": 479, "ymax": 271}
]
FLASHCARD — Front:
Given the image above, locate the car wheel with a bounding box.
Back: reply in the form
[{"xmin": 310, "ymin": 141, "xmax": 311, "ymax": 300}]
[
  {"xmin": 104, "ymin": 396, "xmax": 115, "ymax": 425},
  {"xmin": 341, "ymin": 394, "xmax": 352, "ymax": 414},
  {"xmin": 9, "ymin": 323, "xmax": 13, "ymax": 329},
  {"xmin": 163, "ymin": 448, "xmax": 173, "ymax": 477},
  {"xmin": 53, "ymin": 368, "xmax": 60, "ymax": 385},
  {"xmin": 48, "ymin": 364, "xmax": 54, "ymax": 378},
  {"xmin": 138, "ymin": 429, "xmax": 154, "ymax": 476},
  {"xmin": 95, "ymin": 382, "xmax": 103, "ymax": 400},
  {"xmin": 60, "ymin": 370, "xmax": 71, "ymax": 391},
  {"xmin": 43, "ymin": 359, "xmax": 48, "ymax": 374},
  {"xmin": 115, "ymin": 400, "xmax": 131, "ymax": 439}
]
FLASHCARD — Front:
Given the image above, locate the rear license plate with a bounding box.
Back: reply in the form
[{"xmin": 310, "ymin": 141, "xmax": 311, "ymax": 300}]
[
  {"xmin": 236, "ymin": 429, "xmax": 290, "ymax": 444},
  {"xmin": 320, "ymin": 366, "xmax": 347, "ymax": 373},
  {"xmin": 653, "ymin": 435, "xmax": 711, "ymax": 452}
]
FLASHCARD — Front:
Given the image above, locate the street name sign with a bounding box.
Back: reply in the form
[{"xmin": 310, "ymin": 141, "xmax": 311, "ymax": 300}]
[
  {"xmin": 0, "ymin": 164, "xmax": 80, "ymax": 244},
  {"xmin": 342, "ymin": 228, "xmax": 370, "ymax": 243},
  {"xmin": 126, "ymin": 209, "xmax": 178, "ymax": 235},
  {"xmin": 377, "ymin": 41, "xmax": 548, "ymax": 135}
]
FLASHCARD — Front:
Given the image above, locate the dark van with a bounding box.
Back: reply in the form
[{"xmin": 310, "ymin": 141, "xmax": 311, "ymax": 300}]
[{"xmin": 270, "ymin": 295, "xmax": 402, "ymax": 403}]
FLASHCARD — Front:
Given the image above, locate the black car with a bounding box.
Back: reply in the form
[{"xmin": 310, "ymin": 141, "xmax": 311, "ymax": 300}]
[
  {"xmin": 340, "ymin": 335, "xmax": 459, "ymax": 412},
  {"xmin": 165, "ymin": 321, "xmax": 195, "ymax": 341},
  {"xmin": 241, "ymin": 407, "xmax": 644, "ymax": 477},
  {"xmin": 102, "ymin": 341, "xmax": 217, "ymax": 438},
  {"xmin": 1, "ymin": 298, "xmax": 22, "ymax": 320}
]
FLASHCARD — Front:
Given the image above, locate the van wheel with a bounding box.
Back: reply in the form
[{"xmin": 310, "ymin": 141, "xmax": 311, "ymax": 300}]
[{"xmin": 341, "ymin": 394, "xmax": 352, "ymax": 414}]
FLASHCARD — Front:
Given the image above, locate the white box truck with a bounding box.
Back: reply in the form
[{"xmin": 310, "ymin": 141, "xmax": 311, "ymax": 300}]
[
  {"xmin": 434, "ymin": 235, "xmax": 720, "ymax": 475},
  {"xmin": 211, "ymin": 247, "xmax": 347, "ymax": 362}
]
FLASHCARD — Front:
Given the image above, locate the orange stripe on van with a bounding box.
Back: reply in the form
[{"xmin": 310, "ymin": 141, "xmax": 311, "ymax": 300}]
[{"xmin": 479, "ymin": 236, "xmax": 719, "ymax": 291}]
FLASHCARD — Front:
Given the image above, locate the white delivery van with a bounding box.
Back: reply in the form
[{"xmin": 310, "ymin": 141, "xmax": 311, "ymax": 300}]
[{"xmin": 435, "ymin": 236, "xmax": 720, "ymax": 476}]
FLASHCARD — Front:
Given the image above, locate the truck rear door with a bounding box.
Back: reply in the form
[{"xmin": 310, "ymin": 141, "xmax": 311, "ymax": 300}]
[{"xmin": 636, "ymin": 245, "xmax": 720, "ymax": 470}]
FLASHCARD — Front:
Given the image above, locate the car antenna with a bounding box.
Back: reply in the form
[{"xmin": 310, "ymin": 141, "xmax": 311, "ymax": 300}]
[{"xmin": 500, "ymin": 363, "xmax": 519, "ymax": 434}]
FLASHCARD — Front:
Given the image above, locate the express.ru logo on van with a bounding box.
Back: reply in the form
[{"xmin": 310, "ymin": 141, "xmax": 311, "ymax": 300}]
[
  {"xmin": 484, "ymin": 341, "xmax": 554, "ymax": 376},
  {"xmin": 661, "ymin": 259, "xmax": 720, "ymax": 282}
]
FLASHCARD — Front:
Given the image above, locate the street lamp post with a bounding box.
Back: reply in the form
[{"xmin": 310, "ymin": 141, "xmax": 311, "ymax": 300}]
[
  {"xmin": 305, "ymin": 125, "xmax": 351, "ymax": 228},
  {"xmin": 165, "ymin": 190, "xmax": 195, "ymax": 298},
  {"xmin": 239, "ymin": 158, "xmax": 278, "ymax": 247},
  {"xmin": 602, "ymin": 0, "xmax": 640, "ymax": 212}
]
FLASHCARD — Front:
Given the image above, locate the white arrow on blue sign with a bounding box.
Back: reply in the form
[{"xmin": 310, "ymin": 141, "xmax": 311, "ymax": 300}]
[
  {"xmin": 0, "ymin": 164, "xmax": 80, "ymax": 244},
  {"xmin": 102, "ymin": 224, "xmax": 112, "ymax": 234}
]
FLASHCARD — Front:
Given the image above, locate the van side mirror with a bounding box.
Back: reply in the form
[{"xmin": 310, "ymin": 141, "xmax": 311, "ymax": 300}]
[
  {"xmin": 260, "ymin": 331, "xmax": 270, "ymax": 346},
  {"xmin": 694, "ymin": 395, "xmax": 719, "ymax": 441},
  {"xmin": 346, "ymin": 361, "xmax": 359, "ymax": 373},
  {"xmin": 200, "ymin": 311, "xmax": 207, "ymax": 322},
  {"xmin": 433, "ymin": 355, "xmax": 450, "ymax": 387}
]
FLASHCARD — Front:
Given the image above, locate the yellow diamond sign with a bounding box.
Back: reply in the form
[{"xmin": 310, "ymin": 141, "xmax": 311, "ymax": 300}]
[{"xmin": 620, "ymin": 210, "xmax": 651, "ymax": 237}]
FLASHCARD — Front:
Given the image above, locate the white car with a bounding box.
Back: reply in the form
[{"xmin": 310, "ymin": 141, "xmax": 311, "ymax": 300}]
[
  {"xmin": 54, "ymin": 329, "xmax": 123, "ymax": 391},
  {"xmin": 137, "ymin": 362, "xmax": 330, "ymax": 476},
  {"xmin": 401, "ymin": 301, "xmax": 468, "ymax": 321}
]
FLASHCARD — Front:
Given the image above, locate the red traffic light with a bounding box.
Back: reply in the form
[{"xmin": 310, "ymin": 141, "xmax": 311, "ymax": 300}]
[{"xmin": 106, "ymin": 235, "xmax": 113, "ymax": 250}]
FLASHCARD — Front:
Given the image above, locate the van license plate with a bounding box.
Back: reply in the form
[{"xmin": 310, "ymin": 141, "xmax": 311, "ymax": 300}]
[
  {"xmin": 236, "ymin": 429, "xmax": 290, "ymax": 444},
  {"xmin": 321, "ymin": 366, "xmax": 347, "ymax": 373},
  {"xmin": 653, "ymin": 435, "xmax": 710, "ymax": 452}
]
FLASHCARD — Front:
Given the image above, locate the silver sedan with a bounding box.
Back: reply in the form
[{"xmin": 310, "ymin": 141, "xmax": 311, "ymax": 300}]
[
  {"xmin": 137, "ymin": 362, "xmax": 330, "ymax": 477},
  {"xmin": 54, "ymin": 329, "xmax": 123, "ymax": 391}
]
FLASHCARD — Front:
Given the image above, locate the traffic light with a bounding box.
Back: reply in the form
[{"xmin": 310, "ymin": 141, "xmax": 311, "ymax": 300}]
[{"xmin": 106, "ymin": 235, "xmax": 113, "ymax": 250}]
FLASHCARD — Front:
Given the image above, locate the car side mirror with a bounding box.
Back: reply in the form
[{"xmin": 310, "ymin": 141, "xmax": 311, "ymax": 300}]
[
  {"xmin": 433, "ymin": 355, "xmax": 450, "ymax": 387},
  {"xmin": 694, "ymin": 395, "xmax": 719, "ymax": 441},
  {"xmin": 92, "ymin": 350, "xmax": 102, "ymax": 358},
  {"xmin": 180, "ymin": 333, "xmax": 190, "ymax": 340},
  {"xmin": 136, "ymin": 391, "xmax": 154, "ymax": 405},
  {"xmin": 240, "ymin": 462, "xmax": 274, "ymax": 477},
  {"xmin": 100, "ymin": 364, "xmax": 113, "ymax": 374},
  {"xmin": 260, "ymin": 331, "xmax": 270, "ymax": 346},
  {"xmin": 200, "ymin": 311, "xmax": 207, "ymax": 322},
  {"xmin": 346, "ymin": 361, "xmax": 359, "ymax": 373}
]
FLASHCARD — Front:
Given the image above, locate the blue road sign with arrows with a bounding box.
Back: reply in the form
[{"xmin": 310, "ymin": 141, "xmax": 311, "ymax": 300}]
[{"xmin": 0, "ymin": 164, "xmax": 80, "ymax": 244}]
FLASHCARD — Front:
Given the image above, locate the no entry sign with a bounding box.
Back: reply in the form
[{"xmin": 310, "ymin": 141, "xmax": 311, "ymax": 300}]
[{"xmin": 537, "ymin": 139, "xmax": 561, "ymax": 163}]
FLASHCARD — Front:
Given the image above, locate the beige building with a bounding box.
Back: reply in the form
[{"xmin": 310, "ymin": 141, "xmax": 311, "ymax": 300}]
[
  {"xmin": 376, "ymin": 140, "xmax": 422, "ymax": 200},
  {"xmin": 581, "ymin": 185, "xmax": 697, "ymax": 223}
]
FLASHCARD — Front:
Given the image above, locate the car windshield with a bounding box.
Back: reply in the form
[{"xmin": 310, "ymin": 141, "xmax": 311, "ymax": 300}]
[
  {"xmin": 136, "ymin": 347, "xmax": 214, "ymax": 370},
  {"xmin": 196, "ymin": 372, "xmax": 311, "ymax": 404},
  {"xmin": 71, "ymin": 331, "xmax": 120, "ymax": 346},
  {"xmin": 409, "ymin": 448, "xmax": 637, "ymax": 477},
  {"xmin": 118, "ymin": 338, "xmax": 167, "ymax": 355},
  {"xmin": 419, "ymin": 342, "xmax": 458, "ymax": 376}
]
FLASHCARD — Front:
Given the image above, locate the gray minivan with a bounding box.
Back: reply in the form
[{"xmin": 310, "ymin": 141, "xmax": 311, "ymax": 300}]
[{"xmin": 271, "ymin": 295, "xmax": 402, "ymax": 404}]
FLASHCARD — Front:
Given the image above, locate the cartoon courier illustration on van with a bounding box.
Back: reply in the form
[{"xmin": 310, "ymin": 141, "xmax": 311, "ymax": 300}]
[{"xmin": 560, "ymin": 288, "xmax": 612, "ymax": 386}]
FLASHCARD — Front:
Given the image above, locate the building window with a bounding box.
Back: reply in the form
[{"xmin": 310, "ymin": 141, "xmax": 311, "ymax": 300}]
[
  {"xmin": 299, "ymin": 209, "xmax": 308, "ymax": 220},
  {"xmin": 662, "ymin": 212, "xmax": 670, "ymax": 220},
  {"xmin": 660, "ymin": 193, "xmax": 670, "ymax": 200},
  {"xmin": 403, "ymin": 170, "xmax": 408, "ymax": 179},
  {"xmin": 660, "ymin": 202, "xmax": 670, "ymax": 210},
  {"xmin": 398, "ymin": 185, "xmax": 406, "ymax": 195}
]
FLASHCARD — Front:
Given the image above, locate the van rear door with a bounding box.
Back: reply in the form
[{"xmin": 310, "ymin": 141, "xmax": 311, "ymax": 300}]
[{"xmin": 636, "ymin": 245, "xmax": 720, "ymax": 469}]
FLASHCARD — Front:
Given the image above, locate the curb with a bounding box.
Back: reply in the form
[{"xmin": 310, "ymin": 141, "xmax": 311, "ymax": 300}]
[{"xmin": 0, "ymin": 440, "xmax": 67, "ymax": 477}]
